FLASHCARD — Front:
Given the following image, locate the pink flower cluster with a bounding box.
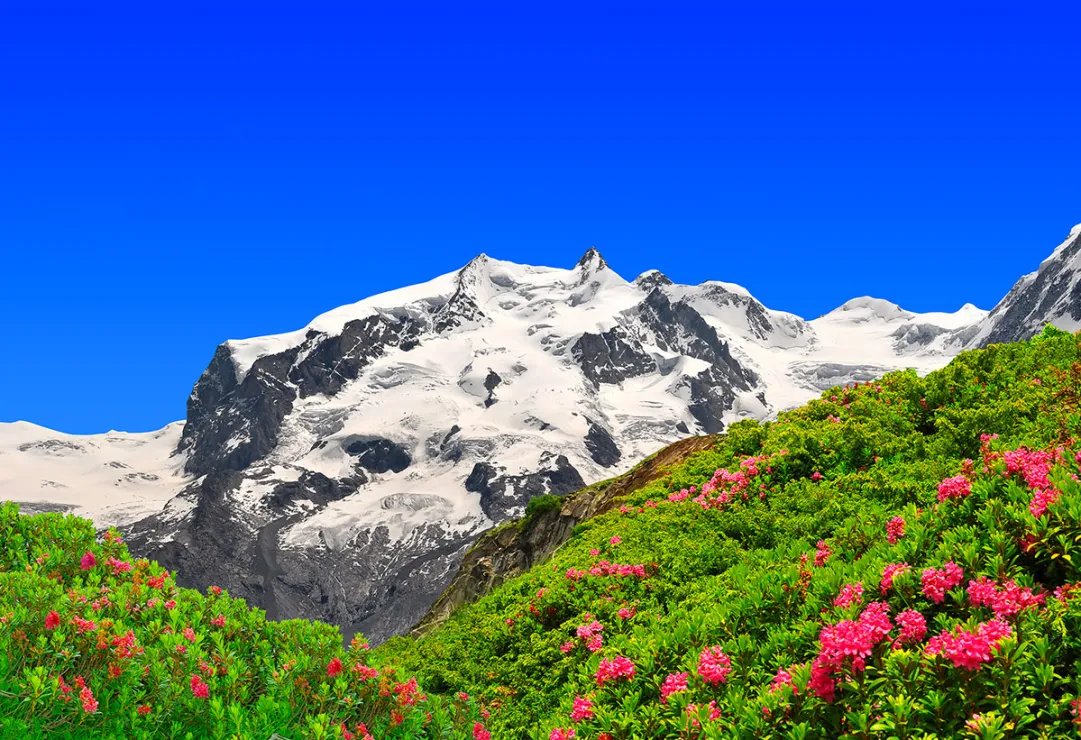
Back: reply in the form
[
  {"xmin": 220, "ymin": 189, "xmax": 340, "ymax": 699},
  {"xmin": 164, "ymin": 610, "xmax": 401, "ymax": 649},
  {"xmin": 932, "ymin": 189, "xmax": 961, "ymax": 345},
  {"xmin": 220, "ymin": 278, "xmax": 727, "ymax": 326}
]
[
  {"xmin": 921, "ymin": 562, "xmax": 964, "ymax": 604},
  {"xmin": 808, "ymin": 602, "xmax": 893, "ymax": 703},
  {"xmin": 569, "ymin": 696, "xmax": 594, "ymax": 722},
  {"xmin": 967, "ymin": 577, "xmax": 1045, "ymax": 617},
  {"xmin": 814, "ymin": 540, "xmax": 832, "ymax": 567},
  {"xmin": 892, "ymin": 609, "xmax": 927, "ymax": 647},
  {"xmin": 936, "ymin": 475, "xmax": 972, "ymax": 503},
  {"xmin": 925, "ymin": 619, "xmax": 1012, "ymax": 670},
  {"xmin": 565, "ymin": 562, "xmax": 648, "ymax": 582},
  {"xmin": 549, "ymin": 729, "xmax": 576, "ymax": 740},
  {"xmin": 770, "ymin": 667, "xmax": 797, "ymax": 694},
  {"xmin": 595, "ymin": 656, "xmax": 636, "ymax": 686},
  {"xmin": 880, "ymin": 563, "xmax": 911, "ymax": 594},
  {"xmin": 659, "ymin": 672, "xmax": 689, "ymax": 703},
  {"xmin": 697, "ymin": 646, "xmax": 732, "ymax": 685},
  {"xmin": 834, "ymin": 583, "xmax": 864, "ymax": 608},
  {"xmin": 576, "ymin": 616, "xmax": 604, "ymax": 652},
  {"xmin": 886, "ymin": 516, "xmax": 906, "ymax": 544}
]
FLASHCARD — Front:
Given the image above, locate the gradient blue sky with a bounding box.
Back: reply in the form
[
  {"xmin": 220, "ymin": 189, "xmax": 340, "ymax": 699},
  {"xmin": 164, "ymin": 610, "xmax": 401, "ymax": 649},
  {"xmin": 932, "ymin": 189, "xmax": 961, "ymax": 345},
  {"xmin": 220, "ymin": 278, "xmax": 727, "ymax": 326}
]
[{"xmin": 2, "ymin": 1, "xmax": 1080, "ymax": 434}]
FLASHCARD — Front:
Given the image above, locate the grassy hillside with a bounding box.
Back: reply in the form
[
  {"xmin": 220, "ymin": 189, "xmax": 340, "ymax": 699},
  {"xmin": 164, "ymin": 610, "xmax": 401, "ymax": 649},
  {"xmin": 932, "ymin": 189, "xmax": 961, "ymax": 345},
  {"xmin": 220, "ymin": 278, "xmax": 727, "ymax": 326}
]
[
  {"xmin": 0, "ymin": 510, "xmax": 488, "ymax": 739},
  {"xmin": 375, "ymin": 326, "xmax": 1081, "ymax": 739},
  {"xmin": 7, "ymin": 326, "xmax": 1081, "ymax": 739}
]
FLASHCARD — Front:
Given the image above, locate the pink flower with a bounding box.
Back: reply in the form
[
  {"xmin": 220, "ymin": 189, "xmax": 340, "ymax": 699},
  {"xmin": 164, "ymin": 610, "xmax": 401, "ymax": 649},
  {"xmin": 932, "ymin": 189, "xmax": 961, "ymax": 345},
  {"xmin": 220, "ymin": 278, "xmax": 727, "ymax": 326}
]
[
  {"xmin": 595, "ymin": 656, "xmax": 636, "ymax": 686},
  {"xmin": 473, "ymin": 723, "xmax": 490, "ymax": 740},
  {"xmin": 814, "ymin": 540, "xmax": 832, "ymax": 567},
  {"xmin": 559, "ymin": 641, "xmax": 574, "ymax": 654},
  {"xmin": 770, "ymin": 667, "xmax": 797, "ymax": 693},
  {"xmin": 936, "ymin": 474, "xmax": 972, "ymax": 503},
  {"xmin": 79, "ymin": 685, "xmax": 98, "ymax": 713},
  {"xmin": 327, "ymin": 658, "xmax": 343, "ymax": 677},
  {"xmin": 925, "ymin": 619, "xmax": 1012, "ymax": 670},
  {"xmin": 617, "ymin": 606, "xmax": 636, "ymax": 620},
  {"xmin": 660, "ymin": 671, "xmax": 689, "ymax": 703},
  {"xmin": 886, "ymin": 516, "xmax": 905, "ymax": 544},
  {"xmin": 80, "ymin": 551, "xmax": 96, "ymax": 571},
  {"xmin": 550, "ymin": 730, "xmax": 576, "ymax": 740},
  {"xmin": 45, "ymin": 610, "xmax": 60, "ymax": 630},
  {"xmin": 609, "ymin": 536, "xmax": 622, "ymax": 546},
  {"xmin": 834, "ymin": 583, "xmax": 864, "ymax": 608},
  {"xmin": 697, "ymin": 646, "xmax": 732, "ymax": 685},
  {"xmin": 190, "ymin": 675, "xmax": 209, "ymax": 699},
  {"xmin": 182, "ymin": 627, "xmax": 196, "ymax": 643},
  {"xmin": 136, "ymin": 704, "xmax": 151, "ymax": 716},
  {"xmin": 880, "ymin": 563, "xmax": 911, "ymax": 594},
  {"xmin": 211, "ymin": 614, "xmax": 226, "ymax": 627},
  {"xmin": 921, "ymin": 562, "xmax": 964, "ymax": 604},
  {"xmin": 893, "ymin": 609, "xmax": 927, "ymax": 647},
  {"xmin": 968, "ymin": 577, "xmax": 1045, "ymax": 617},
  {"xmin": 811, "ymin": 471, "xmax": 823, "ymax": 482},
  {"xmin": 570, "ymin": 696, "xmax": 594, "ymax": 722},
  {"xmin": 106, "ymin": 557, "xmax": 132, "ymax": 576},
  {"xmin": 164, "ymin": 599, "xmax": 177, "ymax": 610}
]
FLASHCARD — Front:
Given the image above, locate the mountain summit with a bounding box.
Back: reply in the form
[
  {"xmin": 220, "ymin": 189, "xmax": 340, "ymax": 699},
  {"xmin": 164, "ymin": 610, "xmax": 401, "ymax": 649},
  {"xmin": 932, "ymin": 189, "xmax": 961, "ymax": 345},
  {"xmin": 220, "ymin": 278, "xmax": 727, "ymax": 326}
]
[{"xmin": 3, "ymin": 225, "xmax": 1079, "ymax": 644}]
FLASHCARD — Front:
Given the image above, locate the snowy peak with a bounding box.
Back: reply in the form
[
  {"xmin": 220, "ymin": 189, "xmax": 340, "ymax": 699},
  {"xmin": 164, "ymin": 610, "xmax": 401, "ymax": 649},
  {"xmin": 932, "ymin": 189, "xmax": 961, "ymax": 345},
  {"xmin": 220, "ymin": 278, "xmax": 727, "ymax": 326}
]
[
  {"xmin": 967, "ymin": 223, "xmax": 1081, "ymax": 347},
  {"xmin": 575, "ymin": 246, "xmax": 609, "ymax": 275},
  {"xmin": 820, "ymin": 297, "xmax": 914, "ymax": 323}
]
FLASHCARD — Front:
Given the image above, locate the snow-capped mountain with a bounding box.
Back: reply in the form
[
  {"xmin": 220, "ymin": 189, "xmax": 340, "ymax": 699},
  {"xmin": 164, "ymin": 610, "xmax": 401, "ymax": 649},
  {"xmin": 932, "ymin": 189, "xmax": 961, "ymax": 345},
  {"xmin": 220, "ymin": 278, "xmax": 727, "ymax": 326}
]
[
  {"xmin": 962, "ymin": 223, "xmax": 1081, "ymax": 347},
  {"xmin": 2, "ymin": 224, "xmax": 1077, "ymax": 644}
]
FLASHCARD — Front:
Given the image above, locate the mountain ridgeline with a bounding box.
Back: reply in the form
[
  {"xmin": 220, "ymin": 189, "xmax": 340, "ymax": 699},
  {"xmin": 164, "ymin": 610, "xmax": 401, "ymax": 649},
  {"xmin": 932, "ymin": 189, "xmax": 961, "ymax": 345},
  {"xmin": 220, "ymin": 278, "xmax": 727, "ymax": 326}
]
[{"xmin": 2, "ymin": 223, "xmax": 1081, "ymax": 648}]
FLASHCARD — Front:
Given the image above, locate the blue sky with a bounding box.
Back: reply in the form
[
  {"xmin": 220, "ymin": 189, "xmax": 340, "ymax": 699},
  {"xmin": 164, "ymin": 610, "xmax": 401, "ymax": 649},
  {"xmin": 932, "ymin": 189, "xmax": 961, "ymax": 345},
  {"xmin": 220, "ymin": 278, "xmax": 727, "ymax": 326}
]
[{"xmin": 2, "ymin": 1, "xmax": 1080, "ymax": 434}]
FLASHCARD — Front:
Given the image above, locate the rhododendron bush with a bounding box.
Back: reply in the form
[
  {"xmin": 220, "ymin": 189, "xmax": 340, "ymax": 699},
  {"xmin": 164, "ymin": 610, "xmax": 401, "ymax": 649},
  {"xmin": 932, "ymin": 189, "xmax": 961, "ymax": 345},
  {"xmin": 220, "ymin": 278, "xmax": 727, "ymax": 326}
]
[
  {"xmin": 0, "ymin": 506, "xmax": 487, "ymax": 739},
  {"xmin": 377, "ymin": 327, "xmax": 1081, "ymax": 738}
]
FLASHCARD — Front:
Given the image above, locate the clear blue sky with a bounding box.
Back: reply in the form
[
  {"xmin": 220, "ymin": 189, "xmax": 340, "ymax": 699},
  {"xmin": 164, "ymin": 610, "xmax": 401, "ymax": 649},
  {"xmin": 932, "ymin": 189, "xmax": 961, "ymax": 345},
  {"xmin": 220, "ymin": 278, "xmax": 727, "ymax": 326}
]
[{"xmin": 2, "ymin": 1, "xmax": 1080, "ymax": 434}]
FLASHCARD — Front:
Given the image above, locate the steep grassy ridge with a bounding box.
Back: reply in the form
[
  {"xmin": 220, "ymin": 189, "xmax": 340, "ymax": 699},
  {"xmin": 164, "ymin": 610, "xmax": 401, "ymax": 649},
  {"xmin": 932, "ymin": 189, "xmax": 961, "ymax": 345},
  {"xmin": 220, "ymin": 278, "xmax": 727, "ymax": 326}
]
[{"xmin": 376, "ymin": 326, "xmax": 1081, "ymax": 739}]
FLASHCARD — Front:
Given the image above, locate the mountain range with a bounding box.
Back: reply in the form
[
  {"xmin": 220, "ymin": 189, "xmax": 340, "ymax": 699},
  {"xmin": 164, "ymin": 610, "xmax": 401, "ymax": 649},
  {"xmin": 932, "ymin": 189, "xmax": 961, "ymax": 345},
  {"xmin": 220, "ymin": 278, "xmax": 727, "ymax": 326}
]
[{"xmin": 3, "ymin": 222, "xmax": 1079, "ymax": 644}]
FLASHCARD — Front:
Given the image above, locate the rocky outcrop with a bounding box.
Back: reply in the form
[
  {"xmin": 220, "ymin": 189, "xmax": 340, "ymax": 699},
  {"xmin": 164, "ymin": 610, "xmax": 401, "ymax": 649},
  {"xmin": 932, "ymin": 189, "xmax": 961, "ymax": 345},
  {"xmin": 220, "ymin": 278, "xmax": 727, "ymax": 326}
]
[
  {"xmin": 465, "ymin": 454, "xmax": 586, "ymax": 521},
  {"xmin": 972, "ymin": 226, "xmax": 1081, "ymax": 347},
  {"xmin": 412, "ymin": 434, "xmax": 717, "ymax": 635}
]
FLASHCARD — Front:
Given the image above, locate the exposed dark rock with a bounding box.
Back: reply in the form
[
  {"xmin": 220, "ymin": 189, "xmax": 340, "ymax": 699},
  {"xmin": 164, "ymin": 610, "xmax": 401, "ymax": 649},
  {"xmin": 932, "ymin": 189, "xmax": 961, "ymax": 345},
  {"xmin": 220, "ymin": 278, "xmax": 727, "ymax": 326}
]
[
  {"xmin": 266, "ymin": 471, "xmax": 361, "ymax": 511},
  {"xmin": 178, "ymin": 345, "xmax": 301, "ymax": 477},
  {"xmin": 891, "ymin": 323, "xmax": 948, "ymax": 350},
  {"xmin": 571, "ymin": 325, "xmax": 656, "ymax": 387},
  {"xmin": 344, "ymin": 437, "xmax": 412, "ymax": 474},
  {"xmin": 465, "ymin": 455, "xmax": 585, "ymax": 521},
  {"xmin": 675, "ymin": 420, "xmax": 690, "ymax": 434},
  {"xmin": 634, "ymin": 270, "xmax": 673, "ymax": 292},
  {"xmin": 978, "ymin": 229, "xmax": 1081, "ymax": 346},
  {"xmin": 288, "ymin": 316, "xmax": 423, "ymax": 399},
  {"xmin": 482, "ymin": 369, "xmax": 502, "ymax": 408},
  {"xmin": 584, "ymin": 417, "xmax": 621, "ymax": 467}
]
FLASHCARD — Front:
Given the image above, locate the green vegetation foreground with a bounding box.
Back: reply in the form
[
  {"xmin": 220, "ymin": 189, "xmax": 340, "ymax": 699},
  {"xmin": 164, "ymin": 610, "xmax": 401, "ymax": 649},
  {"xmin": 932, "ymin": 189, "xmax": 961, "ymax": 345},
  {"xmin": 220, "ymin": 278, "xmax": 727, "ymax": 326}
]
[
  {"xmin": 6, "ymin": 326, "xmax": 1081, "ymax": 739},
  {"xmin": 377, "ymin": 326, "xmax": 1081, "ymax": 739}
]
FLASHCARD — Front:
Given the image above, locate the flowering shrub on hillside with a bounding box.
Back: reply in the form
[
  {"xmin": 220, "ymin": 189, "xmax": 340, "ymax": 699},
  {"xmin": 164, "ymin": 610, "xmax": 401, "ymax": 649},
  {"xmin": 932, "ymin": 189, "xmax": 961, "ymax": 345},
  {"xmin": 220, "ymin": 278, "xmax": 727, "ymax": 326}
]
[
  {"xmin": 376, "ymin": 327, "xmax": 1081, "ymax": 738},
  {"xmin": 0, "ymin": 504, "xmax": 486, "ymax": 739}
]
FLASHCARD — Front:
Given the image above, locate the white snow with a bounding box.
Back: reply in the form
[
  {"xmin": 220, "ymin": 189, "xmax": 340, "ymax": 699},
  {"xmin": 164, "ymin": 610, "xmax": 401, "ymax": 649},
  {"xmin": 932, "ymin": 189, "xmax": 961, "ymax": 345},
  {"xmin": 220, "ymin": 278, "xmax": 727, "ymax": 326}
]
[{"xmin": 0, "ymin": 421, "xmax": 190, "ymax": 527}]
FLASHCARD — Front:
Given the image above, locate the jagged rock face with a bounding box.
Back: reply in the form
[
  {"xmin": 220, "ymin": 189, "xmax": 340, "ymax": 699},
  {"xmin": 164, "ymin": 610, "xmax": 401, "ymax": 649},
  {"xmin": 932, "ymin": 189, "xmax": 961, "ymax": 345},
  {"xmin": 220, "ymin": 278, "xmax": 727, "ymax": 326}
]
[
  {"xmin": 466, "ymin": 454, "xmax": 585, "ymax": 520},
  {"xmin": 970, "ymin": 226, "xmax": 1081, "ymax": 347}
]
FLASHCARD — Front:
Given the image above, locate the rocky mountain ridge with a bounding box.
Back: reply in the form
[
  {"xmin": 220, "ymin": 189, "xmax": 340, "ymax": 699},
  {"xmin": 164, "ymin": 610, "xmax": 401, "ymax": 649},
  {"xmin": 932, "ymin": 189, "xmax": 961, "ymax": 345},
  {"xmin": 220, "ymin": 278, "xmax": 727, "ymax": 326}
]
[{"xmin": 4, "ymin": 222, "xmax": 1079, "ymax": 644}]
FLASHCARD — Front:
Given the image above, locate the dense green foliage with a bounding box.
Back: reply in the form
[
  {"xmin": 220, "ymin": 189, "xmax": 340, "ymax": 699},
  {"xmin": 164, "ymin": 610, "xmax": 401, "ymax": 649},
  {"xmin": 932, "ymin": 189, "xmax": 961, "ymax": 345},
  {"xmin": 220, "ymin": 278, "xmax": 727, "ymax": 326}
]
[
  {"xmin": 376, "ymin": 326, "xmax": 1081, "ymax": 738},
  {"xmin": 0, "ymin": 509, "xmax": 486, "ymax": 739}
]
